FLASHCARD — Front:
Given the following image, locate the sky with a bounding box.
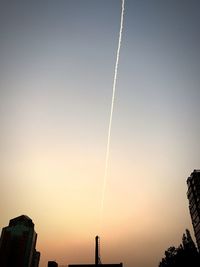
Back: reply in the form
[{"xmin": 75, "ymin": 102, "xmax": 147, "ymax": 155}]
[{"xmin": 0, "ymin": 0, "xmax": 200, "ymax": 267}]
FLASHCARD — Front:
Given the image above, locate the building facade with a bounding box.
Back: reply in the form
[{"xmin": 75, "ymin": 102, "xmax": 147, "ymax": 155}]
[
  {"xmin": 187, "ymin": 170, "xmax": 200, "ymax": 250},
  {"xmin": 0, "ymin": 215, "xmax": 40, "ymax": 267}
]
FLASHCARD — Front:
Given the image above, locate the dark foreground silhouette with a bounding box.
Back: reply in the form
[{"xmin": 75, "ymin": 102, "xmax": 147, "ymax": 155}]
[
  {"xmin": 159, "ymin": 229, "xmax": 200, "ymax": 267},
  {"xmin": 0, "ymin": 215, "xmax": 40, "ymax": 267}
]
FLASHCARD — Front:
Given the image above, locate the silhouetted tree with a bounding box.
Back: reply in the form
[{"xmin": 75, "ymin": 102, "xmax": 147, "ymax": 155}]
[
  {"xmin": 183, "ymin": 229, "xmax": 197, "ymax": 252},
  {"xmin": 159, "ymin": 229, "xmax": 200, "ymax": 267}
]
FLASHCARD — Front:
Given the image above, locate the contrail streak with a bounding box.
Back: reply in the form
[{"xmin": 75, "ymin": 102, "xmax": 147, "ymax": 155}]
[{"xmin": 101, "ymin": 0, "xmax": 125, "ymax": 216}]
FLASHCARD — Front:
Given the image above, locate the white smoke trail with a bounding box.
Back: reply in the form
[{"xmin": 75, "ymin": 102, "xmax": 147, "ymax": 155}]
[{"xmin": 100, "ymin": 0, "xmax": 125, "ymax": 216}]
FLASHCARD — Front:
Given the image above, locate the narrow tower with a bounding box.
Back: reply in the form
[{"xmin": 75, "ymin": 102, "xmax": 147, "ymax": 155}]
[
  {"xmin": 68, "ymin": 236, "xmax": 122, "ymax": 267},
  {"xmin": 95, "ymin": 236, "xmax": 101, "ymax": 265}
]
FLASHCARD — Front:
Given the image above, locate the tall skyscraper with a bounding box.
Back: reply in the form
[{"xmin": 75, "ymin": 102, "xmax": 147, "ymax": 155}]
[
  {"xmin": 187, "ymin": 170, "xmax": 200, "ymax": 251},
  {"xmin": 0, "ymin": 215, "xmax": 40, "ymax": 267}
]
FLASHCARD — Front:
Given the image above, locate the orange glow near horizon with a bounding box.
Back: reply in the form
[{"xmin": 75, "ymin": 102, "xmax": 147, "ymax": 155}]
[{"xmin": 1, "ymin": 1, "xmax": 200, "ymax": 267}]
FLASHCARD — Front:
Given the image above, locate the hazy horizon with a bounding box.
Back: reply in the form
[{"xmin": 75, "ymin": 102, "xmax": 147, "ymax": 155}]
[{"xmin": 1, "ymin": 1, "xmax": 200, "ymax": 267}]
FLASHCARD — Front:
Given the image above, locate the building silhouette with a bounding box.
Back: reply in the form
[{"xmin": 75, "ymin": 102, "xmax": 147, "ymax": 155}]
[
  {"xmin": 32, "ymin": 249, "xmax": 41, "ymax": 267},
  {"xmin": 187, "ymin": 170, "xmax": 200, "ymax": 250},
  {"xmin": 48, "ymin": 261, "xmax": 58, "ymax": 267},
  {"xmin": 0, "ymin": 215, "xmax": 40, "ymax": 267}
]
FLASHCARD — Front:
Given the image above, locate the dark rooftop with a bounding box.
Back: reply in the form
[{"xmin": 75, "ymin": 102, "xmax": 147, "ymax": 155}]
[{"xmin": 9, "ymin": 215, "xmax": 34, "ymax": 227}]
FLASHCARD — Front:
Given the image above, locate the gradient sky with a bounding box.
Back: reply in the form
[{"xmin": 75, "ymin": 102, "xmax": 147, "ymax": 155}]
[{"xmin": 1, "ymin": 1, "xmax": 200, "ymax": 267}]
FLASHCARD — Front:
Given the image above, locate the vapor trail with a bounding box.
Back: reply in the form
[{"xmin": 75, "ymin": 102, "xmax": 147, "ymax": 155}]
[{"xmin": 101, "ymin": 0, "xmax": 125, "ymax": 216}]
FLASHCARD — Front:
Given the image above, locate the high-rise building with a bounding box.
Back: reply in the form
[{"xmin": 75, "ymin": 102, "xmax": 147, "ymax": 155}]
[
  {"xmin": 0, "ymin": 215, "xmax": 40, "ymax": 267},
  {"xmin": 187, "ymin": 170, "xmax": 200, "ymax": 250}
]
